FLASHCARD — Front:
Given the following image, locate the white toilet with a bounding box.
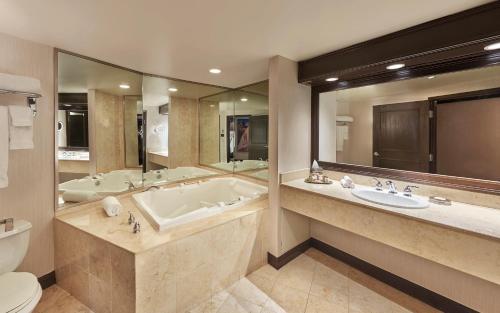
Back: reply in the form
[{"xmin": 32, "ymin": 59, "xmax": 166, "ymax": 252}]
[{"xmin": 0, "ymin": 219, "xmax": 42, "ymax": 313}]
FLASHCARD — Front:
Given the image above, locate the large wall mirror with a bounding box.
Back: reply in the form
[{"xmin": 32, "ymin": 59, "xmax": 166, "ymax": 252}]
[
  {"xmin": 199, "ymin": 81, "xmax": 269, "ymax": 179},
  {"xmin": 141, "ymin": 75, "xmax": 228, "ymax": 186},
  {"xmin": 318, "ymin": 64, "xmax": 500, "ymax": 185},
  {"xmin": 57, "ymin": 51, "xmax": 144, "ymax": 207},
  {"xmin": 56, "ymin": 51, "xmax": 269, "ymax": 207}
]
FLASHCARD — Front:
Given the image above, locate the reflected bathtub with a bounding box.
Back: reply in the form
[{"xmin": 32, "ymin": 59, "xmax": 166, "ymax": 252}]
[
  {"xmin": 133, "ymin": 177, "xmax": 268, "ymax": 231},
  {"xmin": 143, "ymin": 166, "xmax": 217, "ymax": 185},
  {"xmin": 59, "ymin": 169, "xmax": 143, "ymax": 195}
]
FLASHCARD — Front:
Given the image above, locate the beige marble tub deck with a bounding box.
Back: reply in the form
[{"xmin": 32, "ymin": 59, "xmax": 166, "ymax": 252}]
[{"xmin": 56, "ymin": 192, "xmax": 268, "ymax": 254}]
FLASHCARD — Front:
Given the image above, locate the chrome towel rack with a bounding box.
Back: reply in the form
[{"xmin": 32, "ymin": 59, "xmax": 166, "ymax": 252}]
[{"xmin": 0, "ymin": 88, "xmax": 42, "ymax": 116}]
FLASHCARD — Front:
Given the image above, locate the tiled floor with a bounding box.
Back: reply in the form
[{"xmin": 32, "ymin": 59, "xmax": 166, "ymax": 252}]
[
  {"xmin": 34, "ymin": 285, "xmax": 93, "ymax": 313},
  {"xmin": 35, "ymin": 248, "xmax": 440, "ymax": 313}
]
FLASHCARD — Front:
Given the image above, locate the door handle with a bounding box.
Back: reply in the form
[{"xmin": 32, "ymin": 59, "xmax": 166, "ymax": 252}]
[{"xmin": 373, "ymin": 152, "xmax": 380, "ymax": 157}]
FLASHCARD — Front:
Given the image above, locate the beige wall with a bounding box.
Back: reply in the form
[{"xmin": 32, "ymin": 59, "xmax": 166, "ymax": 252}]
[
  {"xmin": 168, "ymin": 96, "xmax": 199, "ymax": 168},
  {"xmin": 0, "ymin": 32, "xmax": 55, "ymax": 277},
  {"xmin": 199, "ymin": 100, "xmax": 219, "ymax": 165},
  {"xmin": 88, "ymin": 90, "xmax": 125, "ymax": 174},
  {"xmin": 268, "ymin": 55, "xmax": 311, "ymax": 256}
]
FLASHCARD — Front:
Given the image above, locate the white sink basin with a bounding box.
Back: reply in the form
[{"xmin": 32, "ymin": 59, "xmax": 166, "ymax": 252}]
[{"xmin": 351, "ymin": 188, "xmax": 429, "ymax": 209}]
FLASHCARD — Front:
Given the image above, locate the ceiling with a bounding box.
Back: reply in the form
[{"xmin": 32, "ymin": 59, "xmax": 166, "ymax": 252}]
[
  {"xmin": 58, "ymin": 52, "xmax": 143, "ymax": 95},
  {"xmin": 0, "ymin": 0, "xmax": 490, "ymax": 88},
  {"xmin": 332, "ymin": 64, "xmax": 500, "ymax": 104}
]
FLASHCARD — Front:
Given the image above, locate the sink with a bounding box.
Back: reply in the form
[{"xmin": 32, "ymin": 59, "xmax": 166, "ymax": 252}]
[{"xmin": 351, "ymin": 188, "xmax": 429, "ymax": 209}]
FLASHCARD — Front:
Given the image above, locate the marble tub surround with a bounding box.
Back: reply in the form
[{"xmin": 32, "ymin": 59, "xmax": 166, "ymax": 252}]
[
  {"xmin": 54, "ymin": 220, "xmax": 135, "ymax": 313},
  {"xmin": 280, "ymin": 182, "xmax": 500, "ymax": 287},
  {"xmin": 55, "ymin": 176, "xmax": 269, "ymax": 313},
  {"xmin": 55, "ymin": 205, "xmax": 268, "ymax": 313}
]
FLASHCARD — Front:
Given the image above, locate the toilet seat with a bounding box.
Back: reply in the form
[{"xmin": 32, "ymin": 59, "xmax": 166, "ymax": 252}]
[{"xmin": 0, "ymin": 272, "xmax": 42, "ymax": 313}]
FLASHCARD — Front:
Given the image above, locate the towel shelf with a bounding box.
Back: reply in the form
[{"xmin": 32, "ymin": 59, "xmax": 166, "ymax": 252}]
[{"xmin": 0, "ymin": 88, "xmax": 41, "ymax": 116}]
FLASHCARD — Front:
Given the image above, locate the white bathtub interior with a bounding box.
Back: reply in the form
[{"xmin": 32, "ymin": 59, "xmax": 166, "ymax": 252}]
[{"xmin": 133, "ymin": 177, "xmax": 268, "ymax": 231}]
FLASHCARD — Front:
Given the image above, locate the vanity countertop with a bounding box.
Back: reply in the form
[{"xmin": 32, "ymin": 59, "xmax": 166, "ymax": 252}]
[{"xmin": 282, "ymin": 178, "xmax": 500, "ymax": 242}]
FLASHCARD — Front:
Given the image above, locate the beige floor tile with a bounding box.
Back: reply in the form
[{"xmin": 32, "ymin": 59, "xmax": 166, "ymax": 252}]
[
  {"xmin": 309, "ymin": 263, "xmax": 349, "ymax": 306},
  {"xmin": 269, "ymin": 283, "xmax": 309, "ymax": 313},
  {"xmin": 349, "ymin": 280, "xmax": 412, "ymax": 313},
  {"xmin": 246, "ymin": 270, "xmax": 275, "ymax": 295},
  {"xmin": 38, "ymin": 292, "xmax": 94, "ymax": 313},
  {"xmin": 250, "ymin": 264, "xmax": 280, "ymax": 282},
  {"xmin": 230, "ymin": 277, "xmax": 269, "ymax": 306},
  {"xmin": 274, "ymin": 265, "xmax": 315, "ymax": 293},
  {"xmin": 217, "ymin": 294, "xmax": 263, "ymax": 313},
  {"xmin": 261, "ymin": 299, "xmax": 287, "ymax": 313},
  {"xmin": 284, "ymin": 253, "xmax": 317, "ymax": 273},
  {"xmin": 34, "ymin": 286, "xmax": 71, "ymax": 313},
  {"xmin": 348, "ymin": 268, "xmax": 440, "ymax": 313},
  {"xmin": 305, "ymin": 294, "xmax": 348, "ymax": 313}
]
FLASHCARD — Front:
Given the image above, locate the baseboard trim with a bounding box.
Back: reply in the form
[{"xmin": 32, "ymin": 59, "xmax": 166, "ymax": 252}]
[
  {"xmin": 267, "ymin": 237, "xmax": 477, "ymax": 313},
  {"xmin": 267, "ymin": 238, "xmax": 311, "ymax": 270},
  {"xmin": 38, "ymin": 271, "xmax": 56, "ymax": 289}
]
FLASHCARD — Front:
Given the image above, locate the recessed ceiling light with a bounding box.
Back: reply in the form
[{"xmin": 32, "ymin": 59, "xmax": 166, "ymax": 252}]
[
  {"xmin": 168, "ymin": 87, "xmax": 178, "ymax": 92},
  {"xmin": 325, "ymin": 77, "xmax": 338, "ymax": 82},
  {"xmin": 209, "ymin": 68, "xmax": 222, "ymax": 74},
  {"xmin": 484, "ymin": 42, "xmax": 500, "ymax": 51},
  {"xmin": 209, "ymin": 104, "xmax": 215, "ymax": 108},
  {"xmin": 240, "ymin": 98, "xmax": 248, "ymax": 102},
  {"xmin": 119, "ymin": 84, "xmax": 130, "ymax": 89},
  {"xmin": 427, "ymin": 76, "xmax": 435, "ymax": 79},
  {"xmin": 386, "ymin": 63, "xmax": 405, "ymax": 70}
]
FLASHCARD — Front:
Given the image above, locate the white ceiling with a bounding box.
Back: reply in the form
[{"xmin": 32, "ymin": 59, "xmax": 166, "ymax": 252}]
[
  {"xmin": 332, "ymin": 64, "xmax": 500, "ymax": 104},
  {"xmin": 0, "ymin": 0, "xmax": 490, "ymax": 88},
  {"xmin": 58, "ymin": 52, "xmax": 143, "ymax": 95}
]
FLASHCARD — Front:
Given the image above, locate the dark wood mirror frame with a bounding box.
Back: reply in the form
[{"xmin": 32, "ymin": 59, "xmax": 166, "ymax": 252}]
[{"xmin": 303, "ymin": 2, "xmax": 500, "ymax": 195}]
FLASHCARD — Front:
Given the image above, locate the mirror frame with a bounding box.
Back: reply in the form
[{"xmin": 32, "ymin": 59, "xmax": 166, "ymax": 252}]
[{"xmin": 304, "ymin": 2, "xmax": 500, "ymax": 195}]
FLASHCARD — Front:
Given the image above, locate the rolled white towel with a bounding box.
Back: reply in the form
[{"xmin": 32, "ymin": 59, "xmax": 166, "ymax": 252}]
[
  {"xmin": 102, "ymin": 196, "xmax": 122, "ymax": 217},
  {"xmin": 62, "ymin": 190, "xmax": 100, "ymax": 203}
]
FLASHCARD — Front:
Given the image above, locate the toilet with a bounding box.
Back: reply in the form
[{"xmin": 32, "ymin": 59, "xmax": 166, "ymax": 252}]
[{"xmin": 0, "ymin": 219, "xmax": 42, "ymax": 313}]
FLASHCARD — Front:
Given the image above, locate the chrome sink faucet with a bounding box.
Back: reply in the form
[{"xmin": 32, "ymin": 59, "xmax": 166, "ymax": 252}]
[
  {"xmin": 386, "ymin": 180, "xmax": 398, "ymax": 194},
  {"xmin": 0, "ymin": 218, "xmax": 14, "ymax": 232}
]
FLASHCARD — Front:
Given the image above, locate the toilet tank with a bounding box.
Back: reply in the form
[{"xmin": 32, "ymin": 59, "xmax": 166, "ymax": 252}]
[{"xmin": 0, "ymin": 219, "xmax": 31, "ymax": 275}]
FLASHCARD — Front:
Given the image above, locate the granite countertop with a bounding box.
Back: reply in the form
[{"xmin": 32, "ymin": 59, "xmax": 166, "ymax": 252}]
[
  {"xmin": 56, "ymin": 188, "xmax": 267, "ymax": 254},
  {"xmin": 282, "ymin": 178, "xmax": 500, "ymax": 242}
]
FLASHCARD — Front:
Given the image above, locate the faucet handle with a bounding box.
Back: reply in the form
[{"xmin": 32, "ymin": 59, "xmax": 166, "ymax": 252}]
[
  {"xmin": 403, "ymin": 185, "xmax": 418, "ymax": 197},
  {"xmin": 133, "ymin": 221, "xmax": 141, "ymax": 233},
  {"xmin": 128, "ymin": 211, "xmax": 136, "ymax": 225},
  {"xmin": 372, "ymin": 178, "xmax": 383, "ymax": 191}
]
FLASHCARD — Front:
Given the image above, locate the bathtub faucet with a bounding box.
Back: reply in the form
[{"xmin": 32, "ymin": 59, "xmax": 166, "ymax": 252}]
[
  {"xmin": 124, "ymin": 179, "xmax": 135, "ymax": 190},
  {"xmin": 133, "ymin": 221, "xmax": 141, "ymax": 233}
]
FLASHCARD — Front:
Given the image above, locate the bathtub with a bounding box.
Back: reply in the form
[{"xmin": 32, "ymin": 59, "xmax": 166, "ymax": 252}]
[
  {"xmin": 142, "ymin": 166, "xmax": 217, "ymax": 185},
  {"xmin": 59, "ymin": 169, "xmax": 143, "ymax": 195},
  {"xmin": 210, "ymin": 160, "xmax": 268, "ymax": 172},
  {"xmin": 133, "ymin": 177, "xmax": 268, "ymax": 231}
]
